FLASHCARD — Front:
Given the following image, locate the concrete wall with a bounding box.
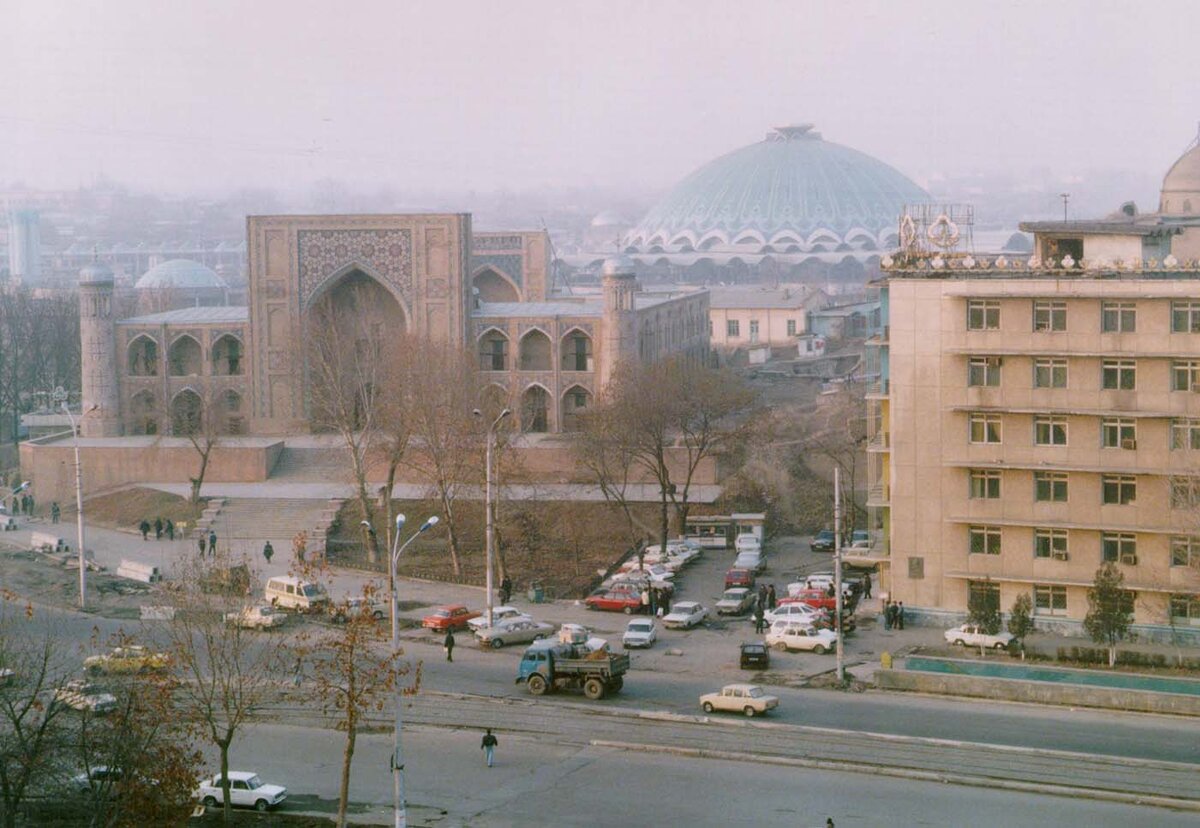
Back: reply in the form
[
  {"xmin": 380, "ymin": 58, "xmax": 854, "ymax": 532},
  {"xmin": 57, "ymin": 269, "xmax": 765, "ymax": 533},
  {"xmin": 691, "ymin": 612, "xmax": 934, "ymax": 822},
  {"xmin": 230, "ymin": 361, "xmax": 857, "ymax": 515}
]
[{"xmin": 710, "ymin": 306, "xmax": 806, "ymax": 349}]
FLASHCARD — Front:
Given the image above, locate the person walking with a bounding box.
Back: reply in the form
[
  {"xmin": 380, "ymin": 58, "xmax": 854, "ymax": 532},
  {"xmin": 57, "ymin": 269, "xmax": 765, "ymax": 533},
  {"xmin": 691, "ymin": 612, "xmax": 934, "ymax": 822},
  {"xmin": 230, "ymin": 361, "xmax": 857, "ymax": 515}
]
[
  {"xmin": 139, "ymin": 519, "xmax": 151, "ymax": 541},
  {"xmin": 757, "ymin": 584, "xmax": 767, "ymax": 608},
  {"xmin": 766, "ymin": 584, "xmax": 777, "ymax": 611},
  {"xmin": 26, "ymin": 494, "xmax": 34, "ymax": 517},
  {"xmin": 154, "ymin": 517, "xmax": 163, "ymax": 540},
  {"xmin": 208, "ymin": 530, "xmax": 217, "ymax": 556},
  {"xmin": 263, "ymin": 540, "xmax": 274, "ymax": 565},
  {"xmin": 884, "ymin": 601, "xmax": 894, "ymax": 630},
  {"xmin": 640, "ymin": 587, "xmax": 651, "ymax": 615},
  {"xmin": 165, "ymin": 519, "xmax": 175, "ymax": 540},
  {"xmin": 863, "ymin": 572, "xmax": 872, "ymax": 599},
  {"xmin": 754, "ymin": 602, "xmax": 766, "ymax": 634},
  {"xmin": 499, "ymin": 576, "xmax": 512, "ymax": 605},
  {"xmin": 444, "ymin": 628, "xmax": 455, "ymax": 662},
  {"xmin": 197, "ymin": 535, "xmax": 207, "ymax": 556},
  {"xmin": 481, "ymin": 728, "xmax": 498, "ymax": 767},
  {"xmin": 50, "ymin": 502, "xmax": 60, "ymax": 524},
  {"xmin": 897, "ymin": 602, "xmax": 906, "ymax": 630}
]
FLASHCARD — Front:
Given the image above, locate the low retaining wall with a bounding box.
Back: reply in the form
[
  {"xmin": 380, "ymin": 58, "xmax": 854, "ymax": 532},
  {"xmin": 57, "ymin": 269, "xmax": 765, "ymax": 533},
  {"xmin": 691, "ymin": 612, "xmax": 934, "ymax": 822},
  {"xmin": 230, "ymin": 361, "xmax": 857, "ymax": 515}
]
[{"xmin": 876, "ymin": 666, "xmax": 1200, "ymax": 716}]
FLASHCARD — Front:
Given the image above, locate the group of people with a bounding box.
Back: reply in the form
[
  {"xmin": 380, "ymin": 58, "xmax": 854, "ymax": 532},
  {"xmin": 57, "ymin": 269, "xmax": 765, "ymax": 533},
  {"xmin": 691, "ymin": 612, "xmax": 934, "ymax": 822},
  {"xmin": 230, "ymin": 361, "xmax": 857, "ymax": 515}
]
[
  {"xmin": 752, "ymin": 583, "xmax": 779, "ymax": 632},
  {"xmin": 197, "ymin": 529, "xmax": 219, "ymax": 556},
  {"xmin": 8, "ymin": 493, "xmax": 36, "ymax": 517},
  {"xmin": 883, "ymin": 600, "xmax": 906, "ymax": 630},
  {"xmin": 138, "ymin": 516, "xmax": 176, "ymax": 541},
  {"xmin": 640, "ymin": 585, "xmax": 672, "ymax": 616}
]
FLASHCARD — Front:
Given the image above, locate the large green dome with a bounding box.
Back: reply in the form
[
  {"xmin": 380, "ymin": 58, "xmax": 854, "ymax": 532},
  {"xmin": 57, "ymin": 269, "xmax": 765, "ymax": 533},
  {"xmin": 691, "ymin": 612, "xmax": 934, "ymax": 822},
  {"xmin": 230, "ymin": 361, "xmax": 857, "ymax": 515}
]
[{"xmin": 625, "ymin": 125, "xmax": 928, "ymax": 256}]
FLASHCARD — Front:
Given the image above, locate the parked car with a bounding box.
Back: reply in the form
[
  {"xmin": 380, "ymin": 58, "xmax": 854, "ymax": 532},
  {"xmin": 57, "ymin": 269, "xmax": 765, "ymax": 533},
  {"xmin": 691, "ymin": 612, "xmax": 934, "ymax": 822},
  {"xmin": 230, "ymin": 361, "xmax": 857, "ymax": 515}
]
[
  {"xmin": 733, "ymin": 551, "xmax": 764, "ymax": 573},
  {"xmin": 330, "ymin": 596, "xmax": 387, "ymax": 623},
  {"xmin": 54, "ymin": 679, "xmax": 117, "ymax": 714},
  {"xmin": 475, "ymin": 618, "xmax": 554, "ymax": 649},
  {"xmin": 615, "ymin": 561, "xmax": 676, "ymax": 580},
  {"xmin": 724, "ymin": 568, "xmax": 756, "ymax": 589},
  {"xmin": 699, "ymin": 683, "xmax": 779, "ymax": 717},
  {"xmin": 715, "ymin": 587, "xmax": 757, "ymax": 616},
  {"xmin": 225, "ymin": 605, "xmax": 285, "ymax": 630},
  {"xmin": 810, "ymin": 530, "xmax": 836, "ymax": 552},
  {"xmin": 792, "ymin": 574, "xmax": 855, "ymax": 600},
  {"xmin": 662, "ymin": 601, "xmax": 708, "ymax": 629},
  {"xmin": 421, "ymin": 604, "xmax": 481, "ymax": 631},
  {"xmin": 264, "ymin": 576, "xmax": 328, "ymax": 612},
  {"xmin": 765, "ymin": 621, "xmax": 838, "ymax": 654},
  {"xmin": 196, "ymin": 771, "xmax": 287, "ymax": 812},
  {"xmin": 739, "ymin": 642, "xmax": 770, "ymax": 670},
  {"xmin": 849, "ymin": 529, "xmax": 871, "ymax": 548},
  {"xmin": 734, "ymin": 534, "xmax": 762, "ymax": 553},
  {"xmin": 765, "ymin": 602, "xmax": 827, "ymax": 626},
  {"xmin": 608, "ymin": 572, "xmax": 674, "ymax": 595},
  {"xmin": 84, "ymin": 645, "xmax": 169, "ymax": 675},
  {"xmin": 944, "ymin": 624, "xmax": 1014, "ymax": 650},
  {"xmin": 70, "ymin": 766, "xmax": 145, "ymax": 797},
  {"xmin": 585, "ymin": 590, "xmax": 643, "ymax": 614},
  {"xmin": 468, "ymin": 605, "xmax": 531, "ymax": 631},
  {"xmin": 622, "ymin": 618, "xmax": 658, "ymax": 649},
  {"xmin": 782, "ymin": 588, "xmax": 838, "ymax": 611}
]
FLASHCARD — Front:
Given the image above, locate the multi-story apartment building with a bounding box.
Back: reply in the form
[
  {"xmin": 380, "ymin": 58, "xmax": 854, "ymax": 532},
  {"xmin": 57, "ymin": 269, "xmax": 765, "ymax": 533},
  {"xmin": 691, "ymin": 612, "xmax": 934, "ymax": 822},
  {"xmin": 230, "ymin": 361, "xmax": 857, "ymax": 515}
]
[{"xmin": 860, "ymin": 137, "xmax": 1200, "ymax": 642}]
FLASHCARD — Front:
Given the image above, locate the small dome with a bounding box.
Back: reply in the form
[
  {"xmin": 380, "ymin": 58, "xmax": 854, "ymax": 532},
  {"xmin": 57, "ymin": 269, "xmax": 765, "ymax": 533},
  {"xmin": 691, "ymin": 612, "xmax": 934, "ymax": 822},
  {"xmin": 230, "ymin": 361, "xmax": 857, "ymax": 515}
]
[
  {"xmin": 135, "ymin": 259, "xmax": 227, "ymax": 290},
  {"xmin": 601, "ymin": 255, "xmax": 636, "ymax": 276},
  {"xmin": 1161, "ymin": 140, "xmax": 1200, "ymax": 214},
  {"xmin": 79, "ymin": 259, "xmax": 113, "ymax": 285}
]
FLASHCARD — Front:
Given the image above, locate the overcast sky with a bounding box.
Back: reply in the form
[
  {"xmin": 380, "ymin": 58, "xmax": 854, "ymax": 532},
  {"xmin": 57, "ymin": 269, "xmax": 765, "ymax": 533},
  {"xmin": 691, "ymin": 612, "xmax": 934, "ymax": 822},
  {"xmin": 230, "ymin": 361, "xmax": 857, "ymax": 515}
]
[{"xmin": 1, "ymin": 0, "xmax": 1197, "ymax": 196}]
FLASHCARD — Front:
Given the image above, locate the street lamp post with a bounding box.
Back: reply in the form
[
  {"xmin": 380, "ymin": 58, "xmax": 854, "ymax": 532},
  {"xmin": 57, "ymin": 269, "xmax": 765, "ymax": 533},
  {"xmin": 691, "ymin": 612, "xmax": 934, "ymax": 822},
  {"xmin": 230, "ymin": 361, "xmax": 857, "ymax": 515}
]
[
  {"xmin": 56, "ymin": 391, "xmax": 91, "ymax": 611},
  {"xmin": 473, "ymin": 408, "xmax": 510, "ymax": 629},
  {"xmin": 385, "ymin": 512, "xmax": 438, "ymax": 828},
  {"xmin": 834, "ymin": 465, "xmax": 845, "ymax": 683}
]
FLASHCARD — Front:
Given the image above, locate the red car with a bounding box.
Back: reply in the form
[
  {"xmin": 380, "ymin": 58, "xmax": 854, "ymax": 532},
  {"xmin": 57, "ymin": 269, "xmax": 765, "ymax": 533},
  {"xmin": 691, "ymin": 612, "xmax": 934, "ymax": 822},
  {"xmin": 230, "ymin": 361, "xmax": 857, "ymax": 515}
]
[
  {"xmin": 421, "ymin": 604, "xmax": 481, "ymax": 631},
  {"xmin": 585, "ymin": 589, "xmax": 643, "ymax": 614},
  {"xmin": 725, "ymin": 568, "xmax": 755, "ymax": 589},
  {"xmin": 783, "ymin": 588, "xmax": 838, "ymax": 611}
]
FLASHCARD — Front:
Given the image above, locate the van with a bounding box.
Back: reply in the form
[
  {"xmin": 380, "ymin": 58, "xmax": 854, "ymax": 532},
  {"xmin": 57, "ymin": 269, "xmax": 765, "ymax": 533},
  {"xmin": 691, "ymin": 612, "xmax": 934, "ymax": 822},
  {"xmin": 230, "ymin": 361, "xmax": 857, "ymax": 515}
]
[{"xmin": 264, "ymin": 576, "xmax": 328, "ymax": 611}]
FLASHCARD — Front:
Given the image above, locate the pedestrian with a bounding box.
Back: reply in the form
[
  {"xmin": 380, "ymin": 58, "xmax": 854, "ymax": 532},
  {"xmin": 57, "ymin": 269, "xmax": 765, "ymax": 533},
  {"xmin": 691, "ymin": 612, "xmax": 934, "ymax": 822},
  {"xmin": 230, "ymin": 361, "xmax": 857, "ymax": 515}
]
[
  {"xmin": 863, "ymin": 571, "xmax": 872, "ymax": 599},
  {"xmin": 263, "ymin": 540, "xmax": 274, "ymax": 564},
  {"xmin": 766, "ymin": 584, "xmax": 777, "ymax": 610},
  {"xmin": 481, "ymin": 728, "xmax": 498, "ymax": 767},
  {"xmin": 444, "ymin": 629, "xmax": 455, "ymax": 662},
  {"xmin": 499, "ymin": 576, "xmax": 512, "ymax": 605},
  {"xmin": 660, "ymin": 590, "xmax": 670, "ymax": 614},
  {"xmin": 757, "ymin": 584, "xmax": 767, "ymax": 608},
  {"xmin": 208, "ymin": 530, "xmax": 217, "ymax": 556},
  {"xmin": 198, "ymin": 535, "xmax": 207, "ymax": 556},
  {"xmin": 166, "ymin": 519, "xmax": 175, "ymax": 540},
  {"xmin": 897, "ymin": 601, "xmax": 906, "ymax": 630},
  {"xmin": 640, "ymin": 587, "xmax": 650, "ymax": 614},
  {"xmin": 21, "ymin": 494, "xmax": 30, "ymax": 516},
  {"xmin": 154, "ymin": 517, "xmax": 163, "ymax": 540},
  {"xmin": 50, "ymin": 502, "xmax": 60, "ymax": 524},
  {"xmin": 139, "ymin": 519, "xmax": 150, "ymax": 541},
  {"xmin": 292, "ymin": 656, "xmax": 303, "ymax": 688},
  {"xmin": 26, "ymin": 494, "xmax": 34, "ymax": 516},
  {"xmin": 883, "ymin": 601, "xmax": 894, "ymax": 630},
  {"xmin": 648, "ymin": 588, "xmax": 658, "ymax": 616},
  {"xmin": 754, "ymin": 603, "xmax": 766, "ymax": 634}
]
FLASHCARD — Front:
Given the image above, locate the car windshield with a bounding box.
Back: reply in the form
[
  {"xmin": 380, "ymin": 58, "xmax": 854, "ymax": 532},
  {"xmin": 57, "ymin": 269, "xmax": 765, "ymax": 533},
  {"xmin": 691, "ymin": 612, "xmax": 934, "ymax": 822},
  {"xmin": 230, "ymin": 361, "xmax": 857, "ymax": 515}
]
[
  {"xmin": 723, "ymin": 591, "xmax": 741, "ymax": 599},
  {"xmin": 629, "ymin": 622, "xmax": 651, "ymax": 632},
  {"xmin": 245, "ymin": 775, "xmax": 262, "ymax": 790},
  {"xmin": 746, "ymin": 687, "xmax": 763, "ymax": 698},
  {"xmin": 434, "ymin": 609, "xmax": 452, "ymax": 617},
  {"xmin": 302, "ymin": 584, "xmax": 325, "ymax": 598}
]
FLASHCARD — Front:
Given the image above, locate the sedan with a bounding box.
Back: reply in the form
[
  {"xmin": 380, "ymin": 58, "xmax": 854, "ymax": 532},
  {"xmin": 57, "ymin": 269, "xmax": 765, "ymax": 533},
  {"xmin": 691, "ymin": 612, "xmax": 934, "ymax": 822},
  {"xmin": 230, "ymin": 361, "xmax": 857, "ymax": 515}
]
[
  {"xmin": 662, "ymin": 601, "xmax": 708, "ymax": 629},
  {"xmin": 585, "ymin": 590, "xmax": 643, "ymax": 614},
  {"xmin": 783, "ymin": 588, "xmax": 838, "ymax": 611},
  {"xmin": 421, "ymin": 605, "xmax": 481, "ymax": 631},
  {"xmin": 468, "ymin": 605, "xmax": 531, "ymax": 632},
  {"xmin": 615, "ymin": 561, "xmax": 676, "ymax": 580},
  {"xmin": 739, "ymin": 642, "xmax": 770, "ymax": 670},
  {"xmin": 622, "ymin": 618, "xmax": 658, "ymax": 649},
  {"xmin": 84, "ymin": 645, "xmax": 169, "ymax": 675},
  {"xmin": 475, "ymin": 619, "xmax": 554, "ymax": 649},
  {"xmin": 715, "ymin": 588, "xmax": 756, "ymax": 616},
  {"xmin": 810, "ymin": 530, "xmax": 836, "ymax": 553},
  {"xmin": 734, "ymin": 551, "xmax": 763, "ymax": 573},
  {"xmin": 765, "ymin": 602, "xmax": 826, "ymax": 626},
  {"xmin": 196, "ymin": 771, "xmax": 287, "ymax": 812},
  {"xmin": 765, "ymin": 623, "xmax": 838, "ymax": 654},
  {"xmin": 54, "ymin": 680, "xmax": 117, "ymax": 714},
  {"xmin": 699, "ymin": 683, "xmax": 779, "ymax": 717},
  {"xmin": 724, "ymin": 568, "xmax": 755, "ymax": 589},
  {"xmin": 944, "ymin": 624, "xmax": 1014, "ymax": 650}
]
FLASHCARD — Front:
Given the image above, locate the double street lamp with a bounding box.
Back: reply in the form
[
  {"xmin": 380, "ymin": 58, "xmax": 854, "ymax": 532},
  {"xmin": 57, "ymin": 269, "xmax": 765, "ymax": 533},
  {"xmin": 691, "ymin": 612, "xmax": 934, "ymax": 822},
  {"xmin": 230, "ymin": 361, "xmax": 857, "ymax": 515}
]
[{"xmin": 473, "ymin": 407, "xmax": 510, "ymax": 629}]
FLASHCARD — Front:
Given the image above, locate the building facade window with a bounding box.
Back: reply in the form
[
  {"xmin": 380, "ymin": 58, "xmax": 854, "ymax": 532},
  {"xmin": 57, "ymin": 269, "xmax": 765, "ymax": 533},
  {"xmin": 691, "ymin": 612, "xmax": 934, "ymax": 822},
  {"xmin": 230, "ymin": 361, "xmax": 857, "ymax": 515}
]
[
  {"xmin": 1170, "ymin": 477, "xmax": 1200, "ymax": 510},
  {"xmin": 967, "ymin": 580, "xmax": 1000, "ymax": 613},
  {"xmin": 1171, "ymin": 536, "xmax": 1200, "ymax": 567},
  {"xmin": 1101, "ymin": 532, "xmax": 1137, "ymax": 564},
  {"xmin": 1101, "ymin": 474, "xmax": 1137, "ymax": 505},
  {"xmin": 1032, "ymin": 358, "xmax": 1067, "ymax": 388},
  {"xmin": 1033, "ymin": 415, "xmax": 1068, "ymax": 446},
  {"xmin": 749, "ymin": 319, "xmax": 760, "ymax": 341},
  {"xmin": 786, "ymin": 319, "xmax": 797, "ymax": 336},
  {"xmin": 968, "ymin": 525, "xmax": 1002, "ymax": 555},
  {"xmin": 967, "ymin": 299, "xmax": 1000, "ymax": 331},
  {"xmin": 1034, "ymin": 528, "xmax": 1069, "ymax": 560},
  {"xmin": 969, "ymin": 469, "xmax": 1001, "ymax": 499},
  {"xmin": 1169, "ymin": 593, "xmax": 1200, "ymax": 621},
  {"xmin": 1171, "ymin": 300, "xmax": 1200, "ymax": 333},
  {"xmin": 1101, "ymin": 418, "xmax": 1136, "ymax": 449},
  {"xmin": 968, "ymin": 356, "xmax": 1002, "ymax": 387},
  {"xmin": 1172, "ymin": 418, "xmax": 1200, "ymax": 450},
  {"xmin": 1034, "ymin": 585, "xmax": 1068, "ymax": 616},
  {"xmin": 1034, "ymin": 471, "xmax": 1068, "ymax": 502},
  {"xmin": 1101, "ymin": 359, "xmax": 1136, "ymax": 390},
  {"xmin": 1101, "ymin": 301, "xmax": 1136, "ymax": 333},
  {"xmin": 726, "ymin": 320, "xmax": 740, "ymax": 337},
  {"xmin": 968, "ymin": 412, "xmax": 1002, "ymax": 444},
  {"xmin": 1032, "ymin": 300, "xmax": 1066, "ymax": 332},
  {"xmin": 1171, "ymin": 360, "xmax": 1200, "ymax": 392}
]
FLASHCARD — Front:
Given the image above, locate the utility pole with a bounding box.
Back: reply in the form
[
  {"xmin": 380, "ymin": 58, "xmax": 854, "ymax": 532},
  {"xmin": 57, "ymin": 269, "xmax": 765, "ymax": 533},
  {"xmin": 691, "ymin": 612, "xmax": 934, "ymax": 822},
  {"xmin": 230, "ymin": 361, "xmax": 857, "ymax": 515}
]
[
  {"xmin": 475, "ymin": 408, "xmax": 510, "ymax": 629},
  {"xmin": 834, "ymin": 465, "xmax": 844, "ymax": 684},
  {"xmin": 1060, "ymin": 193, "xmax": 1070, "ymax": 222}
]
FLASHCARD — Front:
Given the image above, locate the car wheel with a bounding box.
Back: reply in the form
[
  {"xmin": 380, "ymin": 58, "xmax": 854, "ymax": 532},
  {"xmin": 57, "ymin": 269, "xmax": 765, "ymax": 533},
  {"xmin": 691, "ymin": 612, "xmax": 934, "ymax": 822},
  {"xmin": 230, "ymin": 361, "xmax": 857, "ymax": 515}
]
[
  {"xmin": 954, "ymin": 639, "xmax": 966, "ymax": 647},
  {"xmin": 702, "ymin": 701, "xmax": 715, "ymax": 714},
  {"xmin": 373, "ymin": 611, "xmax": 384, "ymax": 620},
  {"xmin": 526, "ymin": 674, "xmax": 548, "ymax": 696},
  {"xmin": 623, "ymin": 606, "xmax": 634, "ymax": 615},
  {"xmin": 203, "ymin": 796, "xmax": 217, "ymax": 808},
  {"xmin": 583, "ymin": 678, "xmax": 606, "ymax": 700},
  {"xmin": 813, "ymin": 644, "xmax": 827, "ymax": 655},
  {"xmin": 743, "ymin": 706, "xmax": 756, "ymax": 718},
  {"xmin": 772, "ymin": 641, "xmax": 788, "ymax": 652},
  {"xmin": 255, "ymin": 799, "xmax": 269, "ymax": 812},
  {"xmin": 491, "ymin": 639, "xmax": 504, "ymax": 649},
  {"xmin": 994, "ymin": 642, "xmax": 1007, "ymax": 650}
]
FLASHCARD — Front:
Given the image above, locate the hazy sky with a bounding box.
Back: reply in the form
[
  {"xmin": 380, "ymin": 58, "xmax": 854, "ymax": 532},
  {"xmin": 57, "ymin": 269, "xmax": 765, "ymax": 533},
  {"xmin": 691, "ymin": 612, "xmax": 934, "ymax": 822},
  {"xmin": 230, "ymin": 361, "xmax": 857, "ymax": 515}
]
[{"xmin": 2, "ymin": 0, "xmax": 1198, "ymax": 196}]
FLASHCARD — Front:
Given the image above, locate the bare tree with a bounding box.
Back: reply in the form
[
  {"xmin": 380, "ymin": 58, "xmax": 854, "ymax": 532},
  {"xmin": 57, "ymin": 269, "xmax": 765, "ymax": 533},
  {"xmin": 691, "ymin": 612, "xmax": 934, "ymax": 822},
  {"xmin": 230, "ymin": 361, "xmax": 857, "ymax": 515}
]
[
  {"xmin": 172, "ymin": 385, "xmax": 240, "ymax": 506},
  {"xmin": 159, "ymin": 553, "xmax": 287, "ymax": 824},
  {"xmin": 0, "ymin": 288, "xmax": 81, "ymax": 441},
  {"xmin": 574, "ymin": 404, "xmax": 654, "ymax": 550}
]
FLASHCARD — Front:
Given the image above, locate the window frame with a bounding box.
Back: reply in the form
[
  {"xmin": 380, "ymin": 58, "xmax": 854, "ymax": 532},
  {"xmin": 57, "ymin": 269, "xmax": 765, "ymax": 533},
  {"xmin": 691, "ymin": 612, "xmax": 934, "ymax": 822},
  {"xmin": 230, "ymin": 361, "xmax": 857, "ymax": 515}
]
[
  {"xmin": 969, "ymin": 469, "xmax": 1002, "ymax": 499},
  {"xmin": 1170, "ymin": 477, "xmax": 1200, "ymax": 510},
  {"xmin": 1170, "ymin": 536, "xmax": 1200, "ymax": 568},
  {"xmin": 1033, "ymin": 415, "xmax": 1068, "ymax": 446},
  {"xmin": 966, "ymin": 299, "xmax": 1001, "ymax": 331},
  {"xmin": 1101, "ymin": 359, "xmax": 1136, "ymax": 391},
  {"xmin": 1171, "ymin": 360, "xmax": 1200, "ymax": 392},
  {"xmin": 1032, "ymin": 357, "xmax": 1067, "ymax": 389},
  {"xmin": 1169, "ymin": 593, "xmax": 1200, "ymax": 621},
  {"xmin": 1101, "ymin": 532, "xmax": 1138, "ymax": 565},
  {"xmin": 1033, "ymin": 471, "xmax": 1068, "ymax": 502},
  {"xmin": 1171, "ymin": 300, "xmax": 1200, "ymax": 333},
  {"xmin": 967, "ymin": 356, "xmax": 1002, "ymax": 387},
  {"xmin": 1032, "ymin": 300, "xmax": 1067, "ymax": 332},
  {"xmin": 1172, "ymin": 418, "xmax": 1200, "ymax": 450},
  {"xmin": 1101, "ymin": 474, "xmax": 1137, "ymax": 505},
  {"xmin": 968, "ymin": 525, "xmax": 1002, "ymax": 556},
  {"xmin": 1034, "ymin": 584, "xmax": 1068, "ymax": 616},
  {"xmin": 1033, "ymin": 528, "xmax": 1069, "ymax": 560},
  {"xmin": 1100, "ymin": 418, "xmax": 1136, "ymax": 449},
  {"xmin": 1101, "ymin": 301, "xmax": 1136, "ymax": 333},
  {"xmin": 726, "ymin": 319, "xmax": 740, "ymax": 338},
  {"xmin": 968, "ymin": 412, "xmax": 1002, "ymax": 444},
  {"xmin": 786, "ymin": 319, "xmax": 797, "ymax": 337}
]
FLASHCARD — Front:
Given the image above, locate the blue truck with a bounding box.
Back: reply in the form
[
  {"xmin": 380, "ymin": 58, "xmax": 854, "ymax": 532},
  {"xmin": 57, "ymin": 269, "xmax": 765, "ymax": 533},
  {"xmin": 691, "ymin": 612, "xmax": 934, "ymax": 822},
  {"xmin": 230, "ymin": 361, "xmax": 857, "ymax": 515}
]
[{"xmin": 515, "ymin": 641, "xmax": 630, "ymax": 700}]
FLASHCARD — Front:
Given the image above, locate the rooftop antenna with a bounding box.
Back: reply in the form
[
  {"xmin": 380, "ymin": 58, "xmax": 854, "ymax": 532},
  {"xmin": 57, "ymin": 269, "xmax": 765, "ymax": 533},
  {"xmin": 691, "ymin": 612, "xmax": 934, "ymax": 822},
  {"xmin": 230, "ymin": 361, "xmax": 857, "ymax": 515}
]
[{"xmin": 1059, "ymin": 193, "xmax": 1070, "ymax": 222}]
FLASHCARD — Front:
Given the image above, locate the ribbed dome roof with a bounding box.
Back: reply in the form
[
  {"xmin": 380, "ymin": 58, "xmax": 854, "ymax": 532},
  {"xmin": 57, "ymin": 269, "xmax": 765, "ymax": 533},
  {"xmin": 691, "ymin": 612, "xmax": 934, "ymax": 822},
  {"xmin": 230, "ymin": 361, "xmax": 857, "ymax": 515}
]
[
  {"xmin": 626, "ymin": 125, "xmax": 928, "ymax": 252},
  {"xmin": 135, "ymin": 259, "xmax": 227, "ymax": 290}
]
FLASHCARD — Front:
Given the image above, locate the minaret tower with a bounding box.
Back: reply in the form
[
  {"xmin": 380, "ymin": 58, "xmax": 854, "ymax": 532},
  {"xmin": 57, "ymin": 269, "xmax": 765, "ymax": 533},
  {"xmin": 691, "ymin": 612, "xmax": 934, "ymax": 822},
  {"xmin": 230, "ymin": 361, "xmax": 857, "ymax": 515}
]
[
  {"xmin": 598, "ymin": 256, "xmax": 640, "ymax": 389},
  {"xmin": 78, "ymin": 257, "xmax": 122, "ymax": 437}
]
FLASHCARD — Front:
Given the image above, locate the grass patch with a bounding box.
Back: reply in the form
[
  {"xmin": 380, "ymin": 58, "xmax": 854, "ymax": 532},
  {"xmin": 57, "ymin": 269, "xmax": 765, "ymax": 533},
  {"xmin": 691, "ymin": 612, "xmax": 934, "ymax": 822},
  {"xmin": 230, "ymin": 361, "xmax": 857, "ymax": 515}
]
[{"xmin": 72, "ymin": 487, "xmax": 206, "ymax": 535}]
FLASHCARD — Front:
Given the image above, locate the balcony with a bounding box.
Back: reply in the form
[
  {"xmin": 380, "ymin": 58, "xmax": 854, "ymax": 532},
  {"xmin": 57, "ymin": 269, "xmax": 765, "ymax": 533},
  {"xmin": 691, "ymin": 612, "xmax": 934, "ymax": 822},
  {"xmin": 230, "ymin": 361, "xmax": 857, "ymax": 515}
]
[
  {"xmin": 866, "ymin": 481, "xmax": 890, "ymax": 507},
  {"xmin": 867, "ymin": 432, "xmax": 891, "ymax": 453},
  {"xmin": 865, "ymin": 379, "xmax": 890, "ymax": 400}
]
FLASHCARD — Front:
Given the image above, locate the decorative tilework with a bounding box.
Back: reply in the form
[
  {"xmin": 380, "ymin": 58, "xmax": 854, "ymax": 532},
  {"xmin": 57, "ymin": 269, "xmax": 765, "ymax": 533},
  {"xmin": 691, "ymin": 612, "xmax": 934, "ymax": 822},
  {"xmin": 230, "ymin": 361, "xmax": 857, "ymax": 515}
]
[
  {"xmin": 472, "ymin": 254, "xmax": 524, "ymax": 287},
  {"xmin": 474, "ymin": 235, "xmax": 523, "ymax": 252},
  {"xmin": 298, "ymin": 229, "xmax": 413, "ymax": 304}
]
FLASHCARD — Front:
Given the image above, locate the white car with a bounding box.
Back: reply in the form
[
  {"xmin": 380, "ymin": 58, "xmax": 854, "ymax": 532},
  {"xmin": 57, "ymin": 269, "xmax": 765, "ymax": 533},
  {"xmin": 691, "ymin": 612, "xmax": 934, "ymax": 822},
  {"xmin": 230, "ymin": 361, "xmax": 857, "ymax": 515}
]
[
  {"xmin": 715, "ymin": 587, "xmax": 756, "ymax": 616},
  {"xmin": 330, "ymin": 596, "xmax": 387, "ymax": 623},
  {"xmin": 622, "ymin": 618, "xmax": 658, "ymax": 649},
  {"xmin": 468, "ymin": 605, "xmax": 531, "ymax": 632},
  {"xmin": 793, "ymin": 574, "xmax": 853, "ymax": 599},
  {"xmin": 699, "ymin": 683, "xmax": 779, "ymax": 717},
  {"xmin": 734, "ymin": 551, "xmax": 763, "ymax": 572},
  {"xmin": 734, "ymin": 534, "xmax": 762, "ymax": 553},
  {"xmin": 225, "ymin": 604, "xmax": 285, "ymax": 630},
  {"xmin": 196, "ymin": 771, "xmax": 287, "ymax": 812},
  {"xmin": 765, "ymin": 603, "xmax": 826, "ymax": 625},
  {"xmin": 944, "ymin": 624, "xmax": 1014, "ymax": 650},
  {"xmin": 54, "ymin": 679, "xmax": 117, "ymax": 714},
  {"xmin": 662, "ymin": 601, "xmax": 708, "ymax": 629},
  {"xmin": 765, "ymin": 623, "xmax": 838, "ymax": 654},
  {"xmin": 616, "ymin": 561, "xmax": 676, "ymax": 580}
]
